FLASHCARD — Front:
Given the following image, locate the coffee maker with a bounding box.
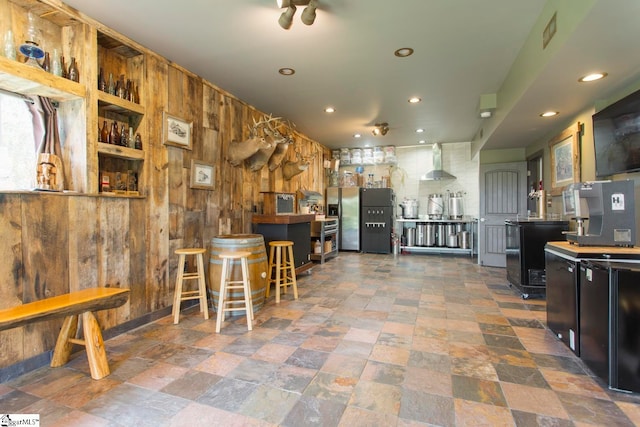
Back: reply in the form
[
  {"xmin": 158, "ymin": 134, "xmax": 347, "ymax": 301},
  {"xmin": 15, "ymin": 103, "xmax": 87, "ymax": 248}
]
[{"xmin": 563, "ymin": 180, "xmax": 636, "ymax": 247}]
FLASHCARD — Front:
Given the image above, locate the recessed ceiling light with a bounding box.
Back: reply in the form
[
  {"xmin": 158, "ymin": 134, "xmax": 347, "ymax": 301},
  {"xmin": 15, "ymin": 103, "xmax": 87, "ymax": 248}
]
[
  {"xmin": 408, "ymin": 97, "xmax": 421, "ymax": 103},
  {"xmin": 324, "ymin": 107, "xmax": 335, "ymax": 113},
  {"xmin": 579, "ymin": 72, "xmax": 607, "ymax": 82},
  {"xmin": 354, "ymin": 133, "xmax": 361, "ymax": 138},
  {"xmin": 416, "ymin": 128, "xmax": 424, "ymax": 133},
  {"xmin": 419, "ymin": 140, "xmax": 426, "ymax": 144},
  {"xmin": 394, "ymin": 47, "xmax": 414, "ymax": 58},
  {"xmin": 540, "ymin": 111, "xmax": 559, "ymax": 117},
  {"xmin": 278, "ymin": 67, "xmax": 295, "ymax": 76}
]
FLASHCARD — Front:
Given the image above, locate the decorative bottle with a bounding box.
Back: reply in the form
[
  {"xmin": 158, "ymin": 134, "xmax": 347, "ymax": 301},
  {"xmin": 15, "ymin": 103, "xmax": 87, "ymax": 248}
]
[
  {"xmin": 109, "ymin": 121, "xmax": 120, "ymax": 145},
  {"xmin": 67, "ymin": 57, "xmax": 79, "ymax": 82},
  {"xmin": 59, "ymin": 56, "xmax": 67, "ymax": 78},
  {"xmin": 134, "ymin": 133, "xmax": 142, "ymax": 150},
  {"xmin": 51, "ymin": 49, "xmax": 62, "ymax": 76},
  {"xmin": 117, "ymin": 75, "xmax": 126, "ymax": 98},
  {"xmin": 128, "ymin": 127, "xmax": 135, "ymax": 149},
  {"xmin": 120, "ymin": 124, "xmax": 127, "ymax": 146},
  {"xmin": 133, "ymin": 84, "xmax": 140, "ymax": 104},
  {"xmin": 124, "ymin": 79, "xmax": 131, "ymax": 101},
  {"xmin": 101, "ymin": 121, "xmax": 109, "ymax": 143},
  {"xmin": 41, "ymin": 52, "xmax": 50, "ymax": 72},
  {"xmin": 3, "ymin": 30, "xmax": 16, "ymax": 60},
  {"xmin": 98, "ymin": 67, "xmax": 106, "ymax": 91},
  {"xmin": 107, "ymin": 72, "xmax": 115, "ymax": 95}
]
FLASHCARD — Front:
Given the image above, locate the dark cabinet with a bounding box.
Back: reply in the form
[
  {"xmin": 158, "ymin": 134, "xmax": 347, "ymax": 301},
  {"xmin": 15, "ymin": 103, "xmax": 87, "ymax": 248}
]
[
  {"xmin": 579, "ymin": 261, "xmax": 609, "ymax": 381},
  {"xmin": 545, "ymin": 250, "xmax": 580, "ymax": 355},
  {"xmin": 505, "ymin": 220, "xmax": 568, "ymax": 299}
]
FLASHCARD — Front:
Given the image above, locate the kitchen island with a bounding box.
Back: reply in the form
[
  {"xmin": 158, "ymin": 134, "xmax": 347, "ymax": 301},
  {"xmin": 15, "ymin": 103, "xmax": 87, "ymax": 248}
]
[{"xmin": 252, "ymin": 214, "xmax": 316, "ymax": 274}]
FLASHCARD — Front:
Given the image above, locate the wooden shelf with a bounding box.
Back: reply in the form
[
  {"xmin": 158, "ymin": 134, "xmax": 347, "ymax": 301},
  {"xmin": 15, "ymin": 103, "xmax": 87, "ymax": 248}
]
[
  {"xmin": 97, "ymin": 91, "xmax": 144, "ymax": 115},
  {"xmin": 97, "ymin": 142, "xmax": 144, "ymax": 161},
  {"xmin": 0, "ymin": 55, "xmax": 85, "ymax": 102}
]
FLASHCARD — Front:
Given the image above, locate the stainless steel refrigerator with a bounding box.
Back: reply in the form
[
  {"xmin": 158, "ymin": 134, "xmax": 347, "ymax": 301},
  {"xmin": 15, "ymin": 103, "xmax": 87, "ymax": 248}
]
[{"xmin": 326, "ymin": 187, "xmax": 360, "ymax": 251}]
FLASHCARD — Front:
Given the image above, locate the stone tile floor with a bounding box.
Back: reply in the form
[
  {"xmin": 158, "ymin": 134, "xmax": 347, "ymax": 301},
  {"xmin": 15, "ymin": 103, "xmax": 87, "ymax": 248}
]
[{"xmin": 2, "ymin": 252, "xmax": 640, "ymax": 426}]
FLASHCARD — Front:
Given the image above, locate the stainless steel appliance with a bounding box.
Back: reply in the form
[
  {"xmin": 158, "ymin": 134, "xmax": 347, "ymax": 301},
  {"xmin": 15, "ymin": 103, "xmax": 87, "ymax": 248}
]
[
  {"xmin": 361, "ymin": 188, "xmax": 394, "ymax": 253},
  {"xmin": 427, "ymin": 194, "xmax": 444, "ymax": 219},
  {"xmin": 563, "ymin": 180, "xmax": 636, "ymax": 247},
  {"xmin": 448, "ymin": 191, "xmax": 464, "ymax": 219},
  {"xmin": 399, "ymin": 198, "xmax": 419, "ymax": 219},
  {"xmin": 326, "ymin": 187, "xmax": 361, "ymax": 251}
]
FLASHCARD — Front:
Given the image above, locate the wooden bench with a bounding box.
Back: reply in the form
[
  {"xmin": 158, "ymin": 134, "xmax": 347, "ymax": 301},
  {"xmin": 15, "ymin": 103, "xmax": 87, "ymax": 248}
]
[{"xmin": 0, "ymin": 287, "xmax": 130, "ymax": 380}]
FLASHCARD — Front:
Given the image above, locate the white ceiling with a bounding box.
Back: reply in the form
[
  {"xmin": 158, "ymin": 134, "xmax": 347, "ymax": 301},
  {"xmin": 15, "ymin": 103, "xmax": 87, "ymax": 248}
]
[{"xmin": 62, "ymin": 0, "xmax": 640, "ymax": 151}]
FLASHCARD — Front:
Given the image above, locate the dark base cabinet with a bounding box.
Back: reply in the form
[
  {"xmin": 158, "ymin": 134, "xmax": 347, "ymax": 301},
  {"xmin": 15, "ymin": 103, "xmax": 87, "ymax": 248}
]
[
  {"xmin": 612, "ymin": 264, "xmax": 640, "ymax": 393},
  {"xmin": 505, "ymin": 220, "xmax": 569, "ymax": 299},
  {"xmin": 252, "ymin": 218, "xmax": 313, "ymax": 275},
  {"xmin": 545, "ymin": 250, "xmax": 580, "ymax": 355},
  {"xmin": 579, "ymin": 261, "xmax": 609, "ymax": 382}
]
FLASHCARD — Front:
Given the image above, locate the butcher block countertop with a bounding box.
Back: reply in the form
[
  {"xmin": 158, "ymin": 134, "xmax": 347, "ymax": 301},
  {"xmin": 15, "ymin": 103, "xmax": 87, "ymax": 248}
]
[
  {"xmin": 545, "ymin": 241, "xmax": 640, "ymax": 260},
  {"xmin": 252, "ymin": 214, "xmax": 316, "ymax": 224}
]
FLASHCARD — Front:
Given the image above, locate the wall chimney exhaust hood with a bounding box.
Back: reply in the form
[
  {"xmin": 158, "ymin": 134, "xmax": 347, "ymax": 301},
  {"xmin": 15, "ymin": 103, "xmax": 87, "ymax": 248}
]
[{"xmin": 420, "ymin": 143, "xmax": 456, "ymax": 180}]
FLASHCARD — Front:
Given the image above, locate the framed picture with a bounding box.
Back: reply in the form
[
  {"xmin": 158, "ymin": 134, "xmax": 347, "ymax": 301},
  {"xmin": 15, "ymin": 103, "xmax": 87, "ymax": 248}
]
[
  {"xmin": 190, "ymin": 159, "xmax": 215, "ymax": 190},
  {"xmin": 163, "ymin": 112, "xmax": 192, "ymax": 149},
  {"xmin": 549, "ymin": 122, "xmax": 581, "ymax": 195}
]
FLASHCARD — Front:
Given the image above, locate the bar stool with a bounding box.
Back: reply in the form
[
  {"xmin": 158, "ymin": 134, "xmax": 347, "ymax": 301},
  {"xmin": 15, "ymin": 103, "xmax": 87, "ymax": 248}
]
[
  {"xmin": 266, "ymin": 240, "xmax": 298, "ymax": 304},
  {"xmin": 172, "ymin": 248, "xmax": 209, "ymax": 324},
  {"xmin": 216, "ymin": 251, "xmax": 254, "ymax": 333}
]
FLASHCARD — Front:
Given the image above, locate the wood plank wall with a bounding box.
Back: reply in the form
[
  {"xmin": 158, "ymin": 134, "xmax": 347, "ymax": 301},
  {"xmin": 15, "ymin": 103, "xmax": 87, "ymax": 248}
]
[{"xmin": 0, "ymin": 0, "xmax": 329, "ymax": 371}]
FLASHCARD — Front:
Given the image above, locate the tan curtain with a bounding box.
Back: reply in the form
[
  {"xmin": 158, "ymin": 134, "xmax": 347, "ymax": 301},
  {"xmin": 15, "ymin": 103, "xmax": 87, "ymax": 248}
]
[{"xmin": 26, "ymin": 96, "xmax": 64, "ymax": 190}]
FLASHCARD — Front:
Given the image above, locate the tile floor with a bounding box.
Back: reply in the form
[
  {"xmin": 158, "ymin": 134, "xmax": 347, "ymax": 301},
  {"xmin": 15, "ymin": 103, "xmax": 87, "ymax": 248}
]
[{"xmin": 2, "ymin": 252, "xmax": 640, "ymax": 426}]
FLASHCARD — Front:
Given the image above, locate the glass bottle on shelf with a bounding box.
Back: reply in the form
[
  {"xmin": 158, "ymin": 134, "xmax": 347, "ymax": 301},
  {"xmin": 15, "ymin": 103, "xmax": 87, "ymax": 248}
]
[
  {"xmin": 107, "ymin": 72, "xmax": 115, "ymax": 95},
  {"xmin": 98, "ymin": 67, "xmax": 106, "ymax": 91},
  {"xmin": 51, "ymin": 49, "xmax": 62, "ymax": 76},
  {"xmin": 133, "ymin": 84, "xmax": 140, "ymax": 104},
  {"xmin": 3, "ymin": 30, "xmax": 16, "ymax": 60},
  {"xmin": 124, "ymin": 79, "xmax": 131, "ymax": 102},
  {"xmin": 100, "ymin": 121, "xmax": 109, "ymax": 143},
  {"xmin": 59, "ymin": 56, "xmax": 67, "ymax": 78},
  {"xmin": 41, "ymin": 52, "xmax": 50, "ymax": 72},
  {"xmin": 117, "ymin": 75, "xmax": 126, "ymax": 98},
  {"xmin": 128, "ymin": 127, "xmax": 135, "ymax": 149},
  {"xmin": 109, "ymin": 121, "xmax": 120, "ymax": 145},
  {"xmin": 120, "ymin": 124, "xmax": 127, "ymax": 146},
  {"xmin": 134, "ymin": 133, "xmax": 142, "ymax": 150},
  {"xmin": 67, "ymin": 57, "xmax": 79, "ymax": 82}
]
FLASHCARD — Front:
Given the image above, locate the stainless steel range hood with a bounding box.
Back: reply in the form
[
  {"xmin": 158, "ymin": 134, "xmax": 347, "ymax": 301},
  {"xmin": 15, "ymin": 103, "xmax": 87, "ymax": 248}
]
[{"xmin": 420, "ymin": 143, "xmax": 456, "ymax": 180}]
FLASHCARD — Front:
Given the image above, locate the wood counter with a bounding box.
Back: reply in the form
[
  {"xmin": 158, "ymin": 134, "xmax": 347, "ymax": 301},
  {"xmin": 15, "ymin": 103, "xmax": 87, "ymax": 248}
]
[
  {"xmin": 545, "ymin": 241, "xmax": 640, "ymax": 261},
  {"xmin": 252, "ymin": 214, "xmax": 317, "ymax": 225}
]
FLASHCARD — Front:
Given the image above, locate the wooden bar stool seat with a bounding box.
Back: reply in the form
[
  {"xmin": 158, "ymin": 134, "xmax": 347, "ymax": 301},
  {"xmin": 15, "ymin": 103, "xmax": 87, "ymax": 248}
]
[
  {"xmin": 266, "ymin": 240, "xmax": 298, "ymax": 304},
  {"xmin": 216, "ymin": 251, "xmax": 254, "ymax": 332},
  {"xmin": 172, "ymin": 248, "xmax": 209, "ymax": 324}
]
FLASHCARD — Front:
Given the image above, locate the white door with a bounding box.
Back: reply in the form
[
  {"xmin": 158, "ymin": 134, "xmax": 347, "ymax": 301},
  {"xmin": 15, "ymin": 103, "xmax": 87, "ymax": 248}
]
[{"xmin": 479, "ymin": 162, "xmax": 527, "ymax": 267}]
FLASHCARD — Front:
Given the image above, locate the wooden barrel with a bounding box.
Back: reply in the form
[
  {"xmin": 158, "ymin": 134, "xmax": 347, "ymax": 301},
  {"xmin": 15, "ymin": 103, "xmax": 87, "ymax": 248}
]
[{"xmin": 209, "ymin": 234, "xmax": 268, "ymax": 315}]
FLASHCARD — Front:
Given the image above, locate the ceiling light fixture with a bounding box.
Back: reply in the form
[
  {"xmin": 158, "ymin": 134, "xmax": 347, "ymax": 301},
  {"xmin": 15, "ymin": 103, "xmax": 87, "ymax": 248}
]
[
  {"xmin": 394, "ymin": 47, "xmax": 414, "ymax": 58},
  {"xmin": 278, "ymin": 67, "xmax": 295, "ymax": 76},
  {"xmin": 354, "ymin": 133, "xmax": 361, "ymax": 138},
  {"xmin": 416, "ymin": 128, "xmax": 424, "ymax": 133},
  {"xmin": 372, "ymin": 123, "xmax": 389, "ymax": 136},
  {"xmin": 408, "ymin": 97, "xmax": 421, "ymax": 103},
  {"xmin": 540, "ymin": 111, "xmax": 559, "ymax": 117},
  {"xmin": 579, "ymin": 72, "xmax": 608, "ymax": 82},
  {"xmin": 324, "ymin": 107, "xmax": 335, "ymax": 113},
  {"xmin": 277, "ymin": 0, "xmax": 318, "ymax": 30}
]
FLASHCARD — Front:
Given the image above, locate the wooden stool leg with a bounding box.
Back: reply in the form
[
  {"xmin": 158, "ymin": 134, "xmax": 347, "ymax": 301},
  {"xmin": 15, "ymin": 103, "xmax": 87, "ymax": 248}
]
[
  {"xmin": 266, "ymin": 245, "xmax": 275, "ymax": 298},
  {"xmin": 196, "ymin": 253, "xmax": 209, "ymax": 319},
  {"xmin": 173, "ymin": 254, "xmax": 186, "ymax": 324},
  {"xmin": 216, "ymin": 258, "xmax": 229, "ymax": 333},
  {"xmin": 275, "ymin": 246, "xmax": 282, "ymax": 304},
  {"xmin": 82, "ymin": 311, "xmax": 110, "ymax": 380},
  {"xmin": 51, "ymin": 314, "xmax": 79, "ymax": 368},
  {"xmin": 288, "ymin": 245, "xmax": 298, "ymax": 300},
  {"xmin": 241, "ymin": 257, "xmax": 253, "ymax": 330}
]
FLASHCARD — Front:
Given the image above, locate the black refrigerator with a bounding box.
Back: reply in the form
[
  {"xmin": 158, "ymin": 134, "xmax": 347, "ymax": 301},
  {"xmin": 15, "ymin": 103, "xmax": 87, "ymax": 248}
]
[{"xmin": 360, "ymin": 188, "xmax": 394, "ymax": 254}]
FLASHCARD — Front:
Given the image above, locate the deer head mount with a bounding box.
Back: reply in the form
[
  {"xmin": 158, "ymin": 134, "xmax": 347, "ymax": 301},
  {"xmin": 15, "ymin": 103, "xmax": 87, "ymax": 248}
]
[
  {"xmin": 227, "ymin": 115, "xmax": 281, "ymax": 166},
  {"xmin": 282, "ymin": 147, "xmax": 317, "ymax": 180}
]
